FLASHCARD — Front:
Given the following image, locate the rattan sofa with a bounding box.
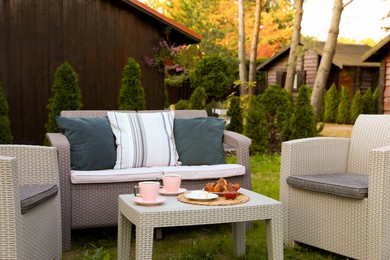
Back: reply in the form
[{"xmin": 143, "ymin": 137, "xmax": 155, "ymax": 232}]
[
  {"xmin": 280, "ymin": 115, "xmax": 390, "ymax": 259},
  {"xmin": 46, "ymin": 109, "xmax": 252, "ymax": 251},
  {"xmin": 0, "ymin": 145, "xmax": 62, "ymax": 259}
]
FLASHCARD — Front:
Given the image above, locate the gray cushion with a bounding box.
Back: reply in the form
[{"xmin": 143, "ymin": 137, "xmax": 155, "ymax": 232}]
[
  {"xmin": 286, "ymin": 174, "xmax": 368, "ymax": 199},
  {"xmin": 56, "ymin": 116, "xmax": 116, "ymax": 170},
  {"xmin": 174, "ymin": 117, "xmax": 226, "ymax": 165},
  {"xmin": 20, "ymin": 184, "xmax": 58, "ymax": 214}
]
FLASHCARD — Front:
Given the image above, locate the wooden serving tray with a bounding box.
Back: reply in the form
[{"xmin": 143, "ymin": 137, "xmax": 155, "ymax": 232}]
[{"xmin": 177, "ymin": 193, "xmax": 250, "ymax": 206}]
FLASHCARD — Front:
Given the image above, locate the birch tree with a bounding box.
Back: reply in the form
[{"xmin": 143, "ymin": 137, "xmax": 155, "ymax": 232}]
[
  {"xmin": 238, "ymin": 0, "xmax": 247, "ymax": 96},
  {"xmin": 310, "ymin": 0, "xmax": 353, "ymax": 117},
  {"xmin": 248, "ymin": 0, "xmax": 262, "ymax": 97},
  {"xmin": 284, "ymin": 0, "xmax": 303, "ymax": 92}
]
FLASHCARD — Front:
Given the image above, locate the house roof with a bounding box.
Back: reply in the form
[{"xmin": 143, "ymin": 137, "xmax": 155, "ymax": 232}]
[
  {"xmin": 257, "ymin": 41, "xmax": 379, "ymax": 70},
  {"xmin": 361, "ymin": 34, "xmax": 390, "ymax": 62},
  {"xmin": 120, "ymin": 0, "xmax": 201, "ymax": 44}
]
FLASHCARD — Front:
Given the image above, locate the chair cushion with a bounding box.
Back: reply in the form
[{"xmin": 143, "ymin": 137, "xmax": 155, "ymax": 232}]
[
  {"xmin": 286, "ymin": 174, "xmax": 368, "ymax": 199},
  {"xmin": 174, "ymin": 117, "xmax": 226, "ymax": 165},
  {"xmin": 108, "ymin": 111, "xmax": 177, "ymax": 169},
  {"xmin": 56, "ymin": 116, "xmax": 116, "ymax": 170},
  {"xmin": 20, "ymin": 184, "xmax": 59, "ymax": 214}
]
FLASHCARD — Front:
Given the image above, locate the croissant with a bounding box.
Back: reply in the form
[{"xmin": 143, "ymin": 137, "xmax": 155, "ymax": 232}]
[
  {"xmin": 227, "ymin": 183, "xmax": 241, "ymax": 191},
  {"xmin": 204, "ymin": 182, "xmax": 216, "ymax": 192},
  {"xmin": 204, "ymin": 178, "xmax": 240, "ymax": 192}
]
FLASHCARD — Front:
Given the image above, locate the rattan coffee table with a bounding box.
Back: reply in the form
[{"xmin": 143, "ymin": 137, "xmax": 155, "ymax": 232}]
[{"xmin": 117, "ymin": 188, "xmax": 283, "ymax": 259}]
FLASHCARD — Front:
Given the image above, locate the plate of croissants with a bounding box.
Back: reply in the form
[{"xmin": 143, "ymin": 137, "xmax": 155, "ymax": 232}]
[{"xmin": 203, "ymin": 178, "xmax": 241, "ymax": 195}]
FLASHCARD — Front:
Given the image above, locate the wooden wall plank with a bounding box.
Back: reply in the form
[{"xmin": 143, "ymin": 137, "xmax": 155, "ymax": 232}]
[
  {"xmin": 35, "ymin": 0, "xmax": 50, "ymax": 143},
  {"xmin": 0, "ymin": 0, "xmax": 6, "ymax": 85},
  {"xmin": 84, "ymin": 0, "xmax": 98, "ymax": 108},
  {"xmin": 95, "ymin": 0, "xmax": 108, "ymax": 109},
  {"xmin": 21, "ymin": 0, "xmax": 38, "ymax": 144},
  {"xmin": 105, "ymin": 2, "xmax": 119, "ymax": 109},
  {"xmin": 8, "ymin": 0, "xmax": 24, "ymax": 142}
]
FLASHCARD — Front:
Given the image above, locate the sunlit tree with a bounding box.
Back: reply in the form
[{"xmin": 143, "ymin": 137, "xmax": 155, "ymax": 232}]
[
  {"xmin": 311, "ymin": 0, "xmax": 353, "ymax": 117},
  {"xmin": 284, "ymin": 0, "xmax": 303, "ymax": 92}
]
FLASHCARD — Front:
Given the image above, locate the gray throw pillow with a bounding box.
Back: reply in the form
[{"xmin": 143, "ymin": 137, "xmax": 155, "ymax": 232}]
[
  {"xmin": 56, "ymin": 116, "xmax": 116, "ymax": 170},
  {"xmin": 174, "ymin": 117, "xmax": 226, "ymax": 165}
]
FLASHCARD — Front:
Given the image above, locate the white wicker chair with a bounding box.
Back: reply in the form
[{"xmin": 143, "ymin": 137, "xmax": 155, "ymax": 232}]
[
  {"xmin": 0, "ymin": 145, "xmax": 62, "ymax": 260},
  {"xmin": 280, "ymin": 115, "xmax": 390, "ymax": 260}
]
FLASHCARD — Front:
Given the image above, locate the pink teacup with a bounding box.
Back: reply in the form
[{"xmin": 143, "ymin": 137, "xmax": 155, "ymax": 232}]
[
  {"xmin": 162, "ymin": 174, "xmax": 182, "ymax": 192},
  {"xmin": 134, "ymin": 181, "xmax": 160, "ymax": 201}
]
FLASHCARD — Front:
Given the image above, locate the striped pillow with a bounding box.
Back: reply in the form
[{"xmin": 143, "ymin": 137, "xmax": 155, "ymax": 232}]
[{"xmin": 108, "ymin": 111, "xmax": 178, "ymax": 169}]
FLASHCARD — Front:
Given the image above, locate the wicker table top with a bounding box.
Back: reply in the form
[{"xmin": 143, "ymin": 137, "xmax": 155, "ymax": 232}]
[{"xmin": 117, "ymin": 188, "xmax": 283, "ymax": 260}]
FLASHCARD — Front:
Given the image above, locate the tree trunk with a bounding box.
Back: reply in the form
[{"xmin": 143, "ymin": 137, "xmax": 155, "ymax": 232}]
[
  {"xmin": 284, "ymin": 0, "xmax": 303, "ymax": 92},
  {"xmin": 238, "ymin": 0, "xmax": 247, "ymax": 96},
  {"xmin": 248, "ymin": 0, "xmax": 262, "ymax": 97},
  {"xmin": 310, "ymin": 0, "xmax": 345, "ymax": 117}
]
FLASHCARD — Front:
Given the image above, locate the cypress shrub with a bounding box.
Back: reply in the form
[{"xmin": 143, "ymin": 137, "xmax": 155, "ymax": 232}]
[
  {"xmin": 324, "ymin": 83, "xmax": 339, "ymax": 123},
  {"xmin": 0, "ymin": 79, "xmax": 13, "ymax": 143},
  {"xmin": 118, "ymin": 57, "xmax": 146, "ymax": 111},
  {"xmin": 291, "ymin": 85, "xmax": 317, "ymax": 139},
  {"xmin": 259, "ymin": 85, "xmax": 293, "ymax": 152},
  {"xmin": 189, "ymin": 87, "xmax": 207, "ymax": 109},
  {"xmin": 190, "ymin": 55, "xmax": 234, "ymax": 101},
  {"xmin": 278, "ymin": 90, "xmax": 294, "ymax": 142},
  {"xmin": 349, "ymin": 90, "xmax": 363, "ymax": 123},
  {"xmin": 372, "ymin": 87, "xmax": 379, "ymax": 114},
  {"xmin": 174, "ymin": 100, "xmax": 190, "ymax": 110},
  {"xmin": 362, "ymin": 88, "xmax": 373, "ymax": 114},
  {"xmin": 45, "ymin": 62, "xmax": 82, "ymax": 133},
  {"xmin": 336, "ymin": 86, "xmax": 350, "ymax": 124},
  {"xmin": 226, "ymin": 95, "xmax": 243, "ymax": 133},
  {"xmin": 244, "ymin": 95, "xmax": 269, "ymax": 154}
]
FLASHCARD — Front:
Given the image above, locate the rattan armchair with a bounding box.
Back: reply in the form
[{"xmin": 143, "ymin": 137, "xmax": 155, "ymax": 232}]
[
  {"xmin": 280, "ymin": 115, "xmax": 390, "ymax": 259},
  {"xmin": 0, "ymin": 145, "xmax": 62, "ymax": 260}
]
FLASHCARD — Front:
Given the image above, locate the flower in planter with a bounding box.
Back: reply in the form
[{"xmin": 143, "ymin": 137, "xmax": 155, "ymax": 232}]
[{"xmin": 145, "ymin": 40, "xmax": 184, "ymax": 68}]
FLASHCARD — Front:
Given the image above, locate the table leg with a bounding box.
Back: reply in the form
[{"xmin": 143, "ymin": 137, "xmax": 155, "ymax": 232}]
[
  {"xmin": 265, "ymin": 215, "xmax": 284, "ymax": 260},
  {"xmin": 232, "ymin": 221, "xmax": 246, "ymax": 256},
  {"xmin": 135, "ymin": 226, "xmax": 154, "ymax": 260},
  {"xmin": 118, "ymin": 212, "xmax": 132, "ymax": 260}
]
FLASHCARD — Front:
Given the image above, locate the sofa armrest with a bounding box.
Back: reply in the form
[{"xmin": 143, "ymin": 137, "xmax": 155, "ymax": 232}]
[
  {"xmin": 46, "ymin": 132, "xmax": 72, "ymax": 250},
  {"xmin": 223, "ymin": 130, "xmax": 252, "ymax": 190},
  {"xmin": 45, "ymin": 133, "xmax": 71, "ymax": 196},
  {"xmin": 46, "ymin": 133, "xmax": 71, "ymax": 178}
]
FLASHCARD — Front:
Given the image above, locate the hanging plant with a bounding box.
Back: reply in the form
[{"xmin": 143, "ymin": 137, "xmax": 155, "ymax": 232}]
[{"xmin": 144, "ymin": 40, "xmax": 184, "ymax": 69}]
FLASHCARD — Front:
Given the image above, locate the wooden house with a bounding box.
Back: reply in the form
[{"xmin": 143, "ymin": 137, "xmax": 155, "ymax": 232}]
[
  {"xmin": 362, "ymin": 34, "xmax": 390, "ymax": 114},
  {"xmin": 257, "ymin": 41, "xmax": 380, "ymax": 96},
  {"xmin": 0, "ymin": 0, "xmax": 201, "ymax": 144}
]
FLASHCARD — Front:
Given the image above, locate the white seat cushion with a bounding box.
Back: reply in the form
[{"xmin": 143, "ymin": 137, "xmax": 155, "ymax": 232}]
[
  {"xmin": 151, "ymin": 164, "xmax": 245, "ymax": 180},
  {"xmin": 71, "ymin": 167, "xmax": 163, "ymax": 184},
  {"xmin": 71, "ymin": 164, "xmax": 245, "ymax": 184}
]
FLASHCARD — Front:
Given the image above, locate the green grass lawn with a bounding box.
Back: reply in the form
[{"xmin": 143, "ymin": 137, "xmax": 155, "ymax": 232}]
[
  {"xmin": 63, "ymin": 153, "xmax": 349, "ymax": 260},
  {"xmin": 63, "ymin": 124, "xmax": 353, "ymax": 259}
]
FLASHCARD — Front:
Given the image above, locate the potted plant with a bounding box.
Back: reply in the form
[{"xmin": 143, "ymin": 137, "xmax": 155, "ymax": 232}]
[{"xmin": 145, "ymin": 40, "xmax": 183, "ymax": 68}]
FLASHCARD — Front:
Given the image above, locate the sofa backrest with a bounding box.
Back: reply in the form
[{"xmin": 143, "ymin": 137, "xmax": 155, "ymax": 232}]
[
  {"xmin": 60, "ymin": 110, "xmax": 208, "ymax": 119},
  {"xmin": 347, "ymin": 114, "xmax": 390, "ymax": 174}
]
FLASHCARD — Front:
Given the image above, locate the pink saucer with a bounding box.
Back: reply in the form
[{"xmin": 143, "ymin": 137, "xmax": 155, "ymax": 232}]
[
  {"xmin": 132, "ymin": 196, "xmax": 166, "ymax": 206},
  {"xmin": 159, "ymin": 188, "xmax": 187, "ymax": 196}
]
